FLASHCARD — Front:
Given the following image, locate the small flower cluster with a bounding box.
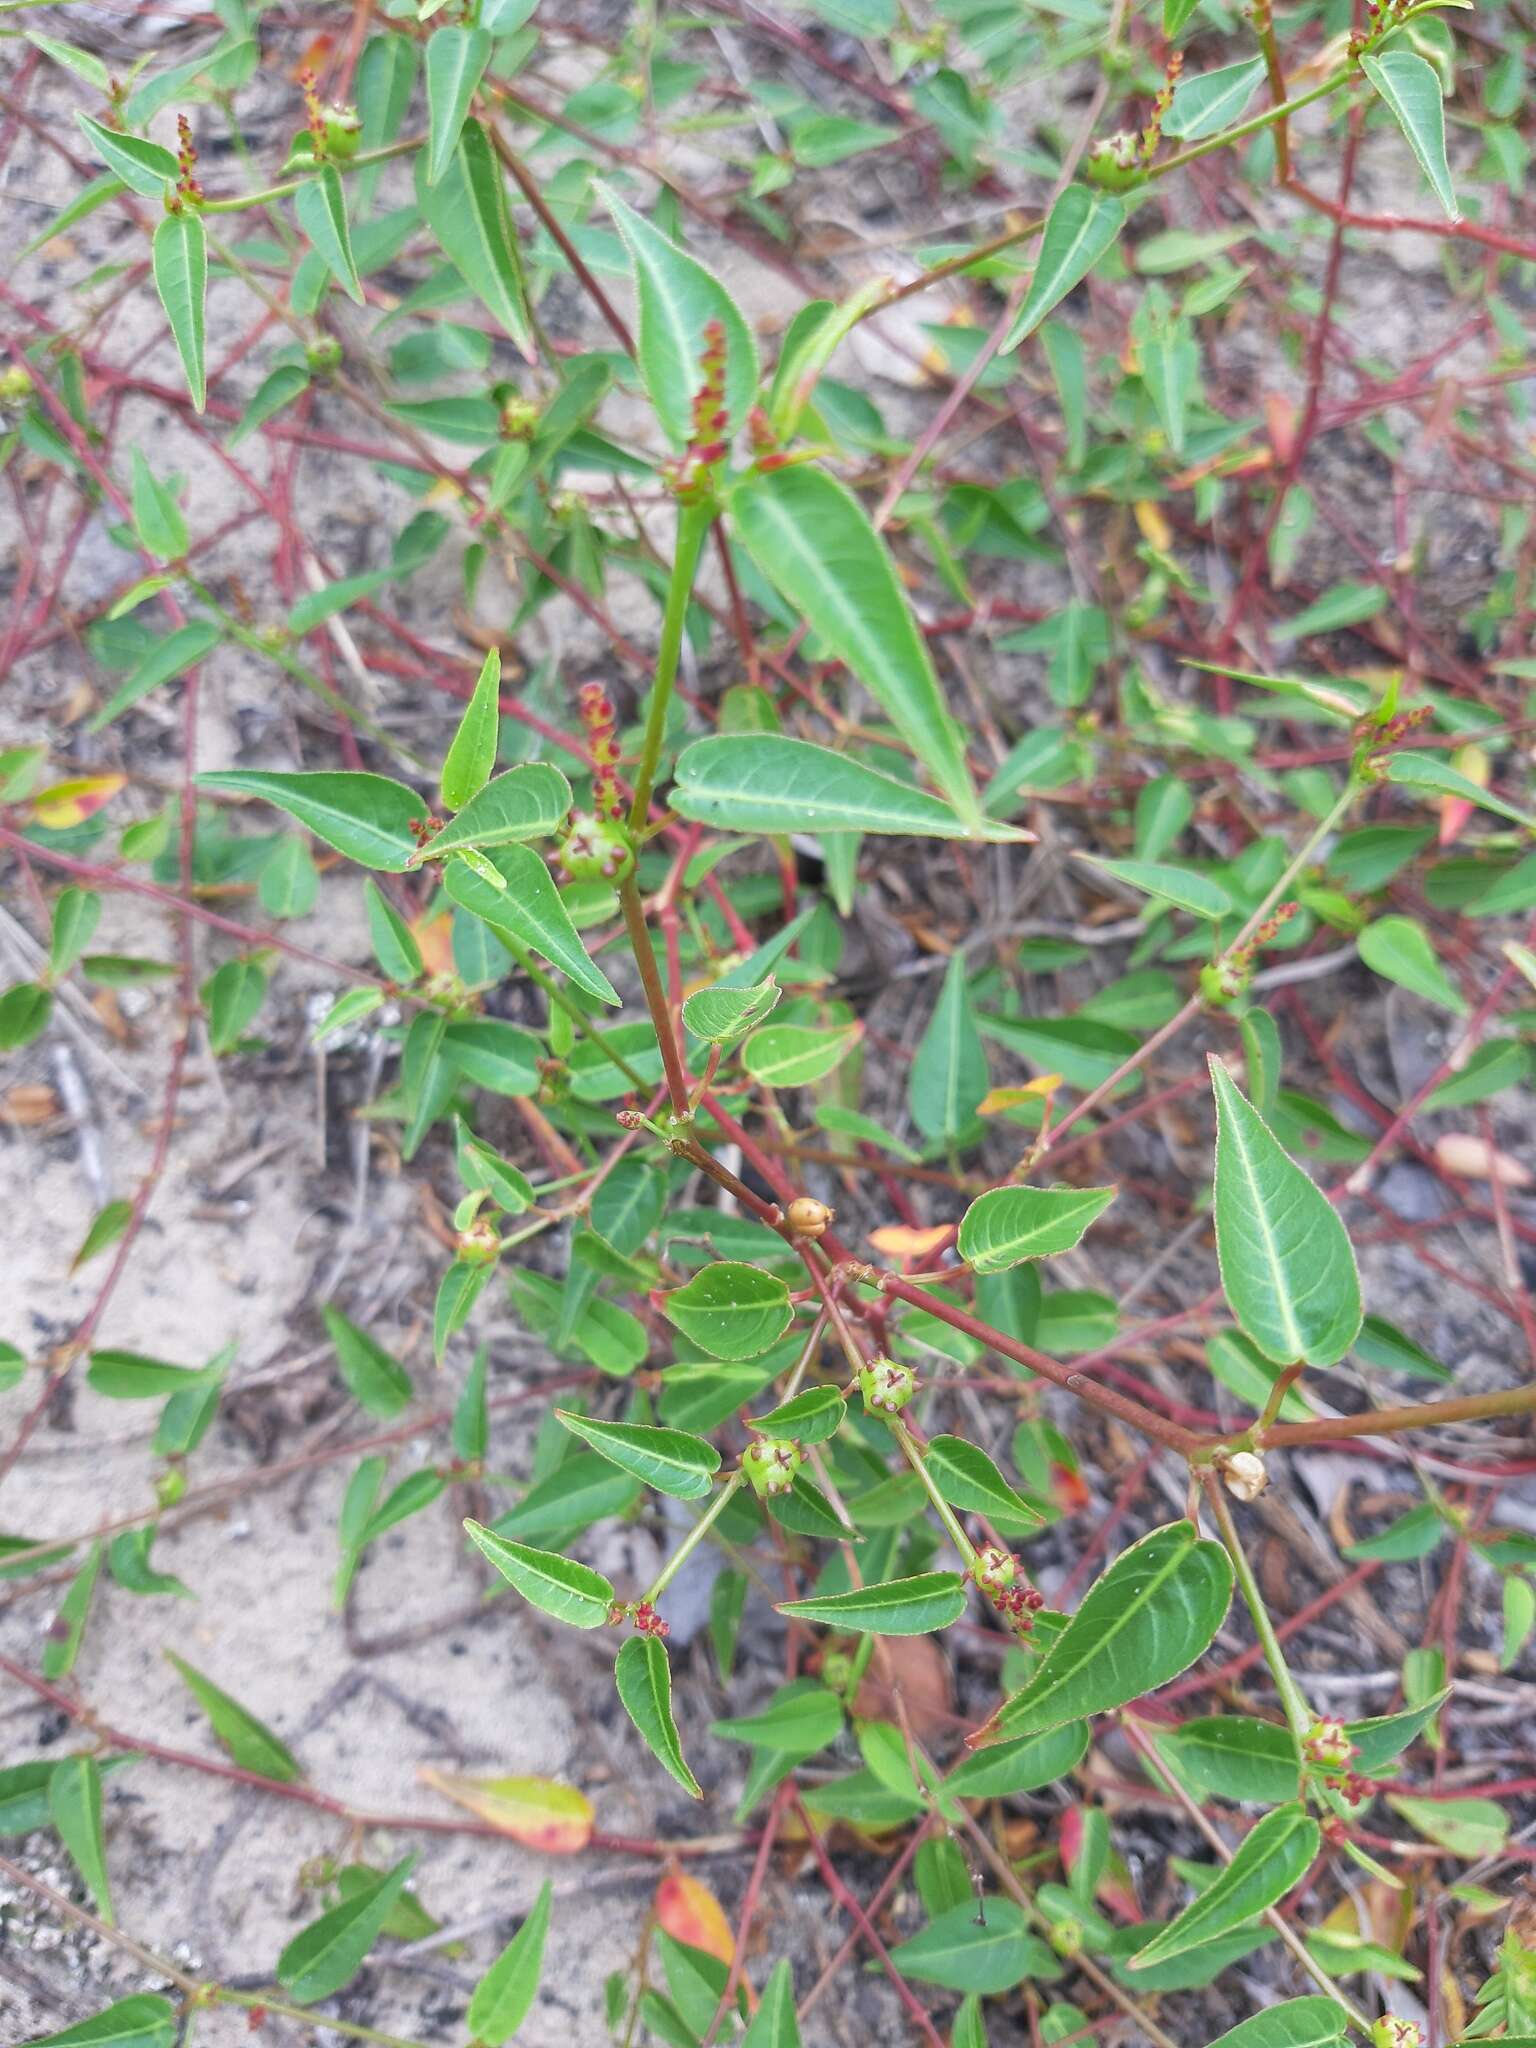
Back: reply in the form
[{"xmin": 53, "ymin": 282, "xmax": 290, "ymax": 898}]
[
  {"xmin": 558, "ymin": 686, "xmax": 634, "ymax": 882},
  {"xmin": 610, "ymin": 1599, "xmax": 670, "ymax": 1637},
  {"xmin": 972, "ymin": 1547, "xmax": 1045, "ymax": 1630},
  {"xmin": 662, "ymin": 321, "xmax": 730, "ymax": 501},
  {"xmin": 578, "ymin": 682, "xmax": 624, "ymax": 824},
  {"xmin": 1141, "ymin": 51, "xmax": 1185, "ymax": 160},
  {"xmin": 1200, "ymin": 902, "xmax": 1299, "ymax": 1007},
  {"xmin": 858, "ymin": 1357, "xmax": 918, "ymax": 1416},
  {"xmin": 1303, "ymin": 1718, "xmax": 1357, "ymax": 1770},
  {"xmin": 1355, "ymin": 702, "xmax": 1434, "ymax": 778},
  {"xmin": 174, "ymin": 115, "xmax": 205, "ymax": 207}
]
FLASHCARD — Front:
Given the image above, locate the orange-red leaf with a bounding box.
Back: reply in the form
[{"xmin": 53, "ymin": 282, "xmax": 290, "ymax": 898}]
[
  {"xmin": 31, "ymin": 773, "xmax": 126, "ymax": 828},
  {"xmin": 418, "ymin": 1767, "xmax": 593, "ymax": 1854},
  {"xmin": 654, "ymin": 1868, "xmax": 733, "ymax": 1967},
  {"xmin": 867, "ymin": 1224, "xmax": 953, "ymax": 1261}
]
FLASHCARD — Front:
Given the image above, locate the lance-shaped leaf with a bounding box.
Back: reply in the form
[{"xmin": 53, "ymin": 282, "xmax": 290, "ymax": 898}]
[
  {"xmin": 294, "ymin": 165, "xmax": 362, "ymax": 303},
  {"xmin": 1130, "ymin": 1803, "xmax": 1320, "ymax": 1969},
  {"xmin": 1204, "ymin": 1998, "xmax": 1350, "ymax": 2048},
  {"xmin": 1084, "ymin": 855, "xmax": 1233, "ymax": 922},
  {"xmin": 1358, "ymin": 915, "xmax": 1466, "ymax": 1014},
  {"xmin": 424, "ymin": 25, "xmax": 491, "ymax": 185},
  {"xmin": 415, "ymin": 762, "xmax": 571, "ymax": 858},
  {"xmin": 443, "ymin": 845, "xmax": 620, "ymax": 1006},
  {"xmin": 743, "ymin": 1020, "xmax": 861, "ymax": 1087},
  {"xmin": 76, "ymin": 114, "xmax": 178, "ymax": 196},
  {"xmin": 27, "ymin": 1997, "xmax": 178, "ymax": 2048},
  {"xmin": 165, "ymin": 1651, "xmax": 302, "ymax": 1781},
  {"xmin": 887, "ymin": 1898, "xmax": 1058, "ymax": 1993},
  {"xmin": 1002, "ymin": 187, "xmax": 1124, "ymax": 353},
  {"xmin": 987, "ymin": 1521, "xmax": 1232, "ymax": 1739},
  {"xmin": 615, "ymin": 1635, "xmax": 702, "ymax": 1797},
  {"xmin": 923, "ymin": 1436, "xmax": 1043, "ymax": 1530},
  {"xmin": 604, "ymin": 186, "xmax": 759, "ymax": 448},
  {"xmin": 440, "ymin": 649, "xmax": 502, "ymax": 812},
  {"xmin": 730, "ymin": 468, "xmax": 981, "ymax": 826},
  {"xmin": 466, "ymin": 1879, "xmax": 552, "ymax": 2045},
  {"xmin": 1209, "ymin": 1058, "xmax": 1362, "ymax": 1367},
  {"xmin": 661, "ymin": 1263, "xmax": 793, "ymax": 1360},
  {"xmin": 464, "ymin": 1521, "xmax": 616, "ymax": 1627},
  {"xmin": 741, "ymin": 1958, "xmax": 801, "ymax": 2048},
  {"xmin": 1164, "ymin": 56, "xmax": 1267, "ymax": 139},
  {"xmin": 321, "ymin": 1306, "xmax": 413, "ymax": 1420},
  {"xmin": 910, "ymin": 951, "xmax": 987, "ymax": 1141},
  {"xmin": 49, "ymin": 1755, "xmax": 112, "ymax": 1921},
  {"xmin": 556, "ymin": 1411, "xmax": 720, "ymax": 1500},
  {"xmin": 196, "ymin": 769, "xmax": 425, "ymax": 871},
  {"xmin": 682, "ymin": 976, "xmax": 780, "ymax": 1045},
  {"xmin": 419, "ymin": 1767, "xmax": 594, "ymax": 1852},
  {"xmin": 778, "ymin": 1571, "xmax": 968, "ymax": 1635},
  {"xmin": 416, "ymin": 119, "xmax": 534, "ymax": 361},
  {"xmin": 752, "ymin": 1386, "xmax": 845, "ymax": 1444},
  {"xmin": 278, "ymin": 1852, "xmax": 417, "ymax": 2002},
  {"xmin": 945, "ymin": 1720, "xmax": 1090, "ymax": 1797},
  {"xmin": 1361, "ymin": 49, "xmax": 1459, "ymax": 221},
  {"xmin": 152, "ymin": 210, "xmax": 207, "ymax": 411},
  {"xmin": 958, "ymin": 1185, "xmax": 1117, "ymax": 1271},
  {"xmin": 1387, "ymin": 752, "xmax": 1536, "ymax": 830},
  {"xmin": 673, "ymin": 735, "xmax": 986, "ymax": 839}
]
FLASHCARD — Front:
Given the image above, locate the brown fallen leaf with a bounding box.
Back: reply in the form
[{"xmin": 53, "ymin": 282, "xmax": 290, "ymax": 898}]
[
  {"xmin": 852, "ymin": 1632, "xmax": 954, "ymax": 1750},
  {"xmin": 1433, "ymin": 1133, "xmax": 1533, "ymax": 1188}
]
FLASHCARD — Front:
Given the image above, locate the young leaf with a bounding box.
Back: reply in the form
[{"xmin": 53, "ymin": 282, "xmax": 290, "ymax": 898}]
[
  {"xmin": 87, "ymin": 1350, "xmax": 212, "ymax": 1399},
  {"xmin": 294, "ymin": 165, "xmax": 363, "ymax": 304},
  {"xmin": 440, "ymin": 650, "xmax": 502, "ymax": 812},
  {"xmin": 682, "ymin": 976, "xmax": 780, "ymax": 1045},
  {"xmin": 1360, "ymin": 50, "xmax": 1459, "ymax": 221},
  {"xmin": 442, "ymin": 846, "xmax": 620, "ymax": 1005},
  {"xmin": 49, "ymin": 1755, "xmax": 113, "ymax": 1922},
  {"xmin": 152, "ymin": 210, "xmax": 207, "ymax": 411},
  {"xmin": 887, "ymin": 1897, "xmax": 1057, "ymax": 1994},
  {"xmin": 425, "ymin": 25, "xmax": 491, "ymax": 185},
  {"xmin": 1164, "ymin": 57, "xmax": 1267, "ymax": 139},
  {"xmin": 729, "ymin": 467, "xmax": 981, "ymax": 826},
  {"xmin": 88, "ymin": 620, "xmax": 223, "ymax": 732},
  {"xmin": 1387, "ymin": 752, "xmax": 1536, "ymax": 831},
  {"xmin": 1209, "ymin": 1058, "xmax": 1362, "ymax": 1367},
  {"xmin": 741, "ymin": 1958, "xmax": 801, "ymax": 2048},
  {"xmin": 415, "ymin": 119, "xmax": 534, "ymax": 361},
  {"xmin": 778, "ymin": 1571, "xmax": 968, "ymax": 1635},
  {"xmin": 1162, "ymin": 1715, "xmax": 1302, "ymax": 1804},
  {"xmin": 26, "ymin": 1997, "xmax": 178, "ymax": 2048},
  {"xmin": 556, "ymin": 1411, "xmax": 721, "ymax": 1500},
  {"xmin": 1084, "ymin": 856, "xmax": 1233, "ymax": 922},
  {"xmin": 673, "ymin": 735, "xmax": 984, "ymax": 839},
  {"xmin": 466, "ymin": 1880, "xmax": 553, "ymax": 2045},
  {"xmin": 165, "ymin": 1650, "xmax": 302, "ymax": 1781},
  {"xmin": 1130, "ymin": 1803, "xmax": 1319, "ymax": 1969},
  {"xmin": 751, "ymin": 1386, "xmax": 845, "ymax": 1444},
  {"xmin": 277, "ymin": 1852, "xmax": 417, "ymax": 2002},
  {"xmin": 203, "ymin": 956, "xmax": 266, "ymax": 1054},
  {"xmin": 661, "ymin": 1263, "xmax": 793, "ymax": 1360},
  {"xmin": 604, "ymin": 186, "xmax": 759, "ymax": 448},
  {"xmin": 50, "ymin": 888, "xmax": 102, "ymax": 978},
  {"xmin": 364, "ymin": 880, "xmax": 424, "ymax": 981},
  {"xmin": 1002, "ymin": 187, "xmax": 1125, "ymax": 353},
  {"xmin": 615, "ymin": 1634, "xmax": 702, "ymax": 1797},
  {"xmin": 1204, "ymin": 1999, "xmax": 1350, "ymax": 2048},
  {"xmin": 463, "ymin": 1521, "xmax": 616, "ymax": 1627},
  {"xmin": 321, "ymin": 1306, "xmax": 413, "ymax": 1419},
  {"xmin": 988, "ymin": 1521, "xmax": 1233, "ymax": 1739},
  {"xmin": 1358, "ymin": 915, "xmax": 1466, "ymax": 1013},
  {"xmin": 923, "ymin": 1436, "xmax": 1043, "ymax": 1529},
  {"xmin": 75, "ymin": 113, "xmax": 178, "ymax": 196},
  {"xmin": 195, "ymin": 769, "xmax": 425, "ymax": 871},
  {"xmin": 413, "ymin": 762, "xmax": 570, "ymax": 860},
  {"xmin": 909, "ymin": 952, "xmax": 987, "ymax": 1141},
  {"xmin": 742, "ymin": 1020, "xmax": 861, "ymax": 1088},
  {"xmin": 129, "ymin": 450, "xmax": 187, "ymax": 561},
  {"xmin": 42, "ymin": 1545, "xmax": 103, "ymax": 1681},
  {"xmin": 958, "ymin": 1185, "xmax": 1118, "ymax": 1271}
]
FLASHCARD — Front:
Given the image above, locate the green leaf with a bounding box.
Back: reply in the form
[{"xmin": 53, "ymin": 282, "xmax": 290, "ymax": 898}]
[
  {"xmin": 1203, "ymin": 1997, "xmax": 1350, "ymax": 2048},
  {"xmin": 425, "ymin": 25, "xmax": 491, "ymax": 185},
  {"xmin": 72, "ymin": 1198, "xmax": 133, "ymax": 1270},
  {"xmin": 42, "ymin": 1545, "xmax": 103, "ymax": 1681},
  {"xmin": 443, "ymin": 845, "xmax": 620, "ymax": 1005},
  {"xmin": 466, "ymin": 1879, "xmax": 552, "ymax": 2045},
  {"xmin": 415, "ymin": 119, "xmax": 534, "ymax": 361},
  {"xmin": 910, "ymin": 951, "xmax": 987, "ymax": 1141},
  {"xmin": 129, "ymin": 450, "xmax": 186, "ymax": 561},
  {"xmin": 742, "ymin": 1020, "xmax": 860, "ymax": 1088},
  {"xmin": 1343, "ymin": 1502, "xmax": 1447, "ymax": 1563},
  {"xmin": 1353, "ymin": 1314, "xmax": 1451, "ymax": 1384},
  {"xmin": 889, "ymin": 1898, "xmax": 1059, "ymax": 1994},
  {"xmin": 229, "ymin": 363, "xmax": 309, "ymax": 447},
  {"xmin": 713, "ymin": 1682, "xmax": 844, "ymax": 1755},
  {"xmin": 440, "ymin": 650, "xmax": 502, "ymax": 812},
  {"xmin": 363, "ymin": 880, "xmax": 423, "ymax": 982},
  {"xmin": 990, "ymin": 1522, "xmax": 1232, "ymax": 1739},
  {"xmin": 1164, "ymin": 57, "xmax": 1267, "ymax": 139},
  {"xmin": 414, "ymin": 763, "xmax": 570, "ymax": 861},
  {"xmin": 463, "ymin": 1521, "xmax": 616, "ymax": 1627},
  {"xmin": 87, "ymin": 1350, "xmax": 212, "ymax": 1399},
  {"xmin": 0, "ymin": 981, "xmax": 51, "ymax": 1050},
  {"xmin": 1426, "ymin": 1037, "xmax": 1532, "ymax": 1109},
  {"xmin": 50, "ymin": 888, "xmax": 102, "ymax": 978},
  {"xmin": 923, "ymin": 1436, "xmax": 1043, "ymax": 1530},
  {"xmin": 1387, "ymin": 752, "xmax": 1536, "ymax": 831},
  {"xmin": 661, "ymin": 1263, "xmax": 793, "ymax": 1360},
  {"xmin": 295, "ymin": 164, "xmax": 363, "ymax": 304},
  {"xmin": 25, "ymin": 1997, "xmax": 178, "ymax": 2048},
  {"xmin": 1209, "ymin": 1058, "xmax": 1362, "ymax": 1367},
  {"xmin": 277, "ymin": 1852, "xmax": 417, "ymax": 2002},
  {"xmin": 778, "ymin": 1571, "xmax": 967, "ymax": 1634},
  {"xmin": 196, "ymin": 769, "xmax": 424, "ymax": 871},
  {"xmin": 958, "ymin": 1185, "xmax": 1117, "ymax": 1271},
  {"xmin": 27, "ymin": 31, "xmax": 111, "ymax": 90},
  {"xmin": 730, "ymin": 467, "xmax": 980, "ymax": 825},
  {"xmin": 1385, "ymin": 1793, "xmax": 1507, "ymax": 1858},
  {"xmin": 682, "ymin": 976, "xmax": 780, "ymax": 1045},
  {"xmin": 1164, "ymin": 0, "xmax": 1200, "ymax": 34},
  {"xmin": 1130, "ymin": 1803, "xmax": 1319, "ymax": 1969},
  {"xmin": 615, "ymin": 1635, "xmax": 702, "ymax": 1798},
  {"xmin": 741, "ymin": 1958, "xmax": 801, "ymax": 2048},
  {"xmin": 752, "ymin": 1386, "xmax": 846, "ymax": 1444},
  {"xmin": 1085, "ymin": 856, "xmax": 1233, "ymax": 921},
  {"xmin": 456, "ymin": 1122, "xmax": 536, "ymax": 1211},
  {"xmin": 556, "ymin": 1411, "xmax": 720, "ymax": 1500},
  {"xmin": 322, "ymin": 1306, "xmax": 413, "ymax": 1419},
  {"xmin": 49, "ymin": 1755, "xmax": 112, "ymax": 1922},
  {"xmin": 1002, "ymin": 187, "xmax": 1125, "ymax": 353},
  {"xmin": 1361, "ymin": 49, "xmax": 1459, "ymax": 221},
  {"xmin": 75, "ymin": 113, "xmax": 178, "ymax": 196},
  {"xmin": 152, "ymin": 210, "xmax": 207, "ymax": 411},
  {"xmin": 258, "ymin": 835, "xmax": 320, "ymax": 919},
  {"xmin": 944, "ymin": 1720, "xmax": 1090, "ymax": 1797},
  {"xmin": 1358, "ymin": 915, "xmax": 1466, "ymax": 1014},
  {"xmin": 435, "ymin": 1257, "xmax": 493, "ymax": 1364},
  {"xmin": 673, "ymin": 735, "xmax": 983, "ymax": 839},
  {"xmin": 165, "ymin": 1650, "xmax": 301, "ymax": 1781},
  {"xmin": 88, "ymin": 619, "xmax": 223, "ymax": 732},
  {"xmin": 604, "ymin": 186, "xmax": 759, "ymax": 449},
  {"xmin": 203, "ymin": 956, "xmax": 266, "ymax": 1054}
]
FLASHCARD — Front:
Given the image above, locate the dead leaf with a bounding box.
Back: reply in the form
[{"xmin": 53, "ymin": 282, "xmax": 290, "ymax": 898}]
[
  {"xmin": 418, "ymin": 1766, "xmax": 593, "ymax": 1853},
  {"xmin": 654, "ymin": 1868, "xmax": 733, "ymax": 1967},
  {"xmin": 3, "ymin": 1085, "xmax": 59, "ymax": 1125},
  {"xmin": 1433, "ymin": 1134, "xmax": 1532, "ymax": 1188},
  {"xmin": 852, "ymin": 1633, "xmax": 954, "ymax": 1749},
  {"xmin": 867, "ymin": 1224, "xmax": 953, "ymax": 1262}
]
